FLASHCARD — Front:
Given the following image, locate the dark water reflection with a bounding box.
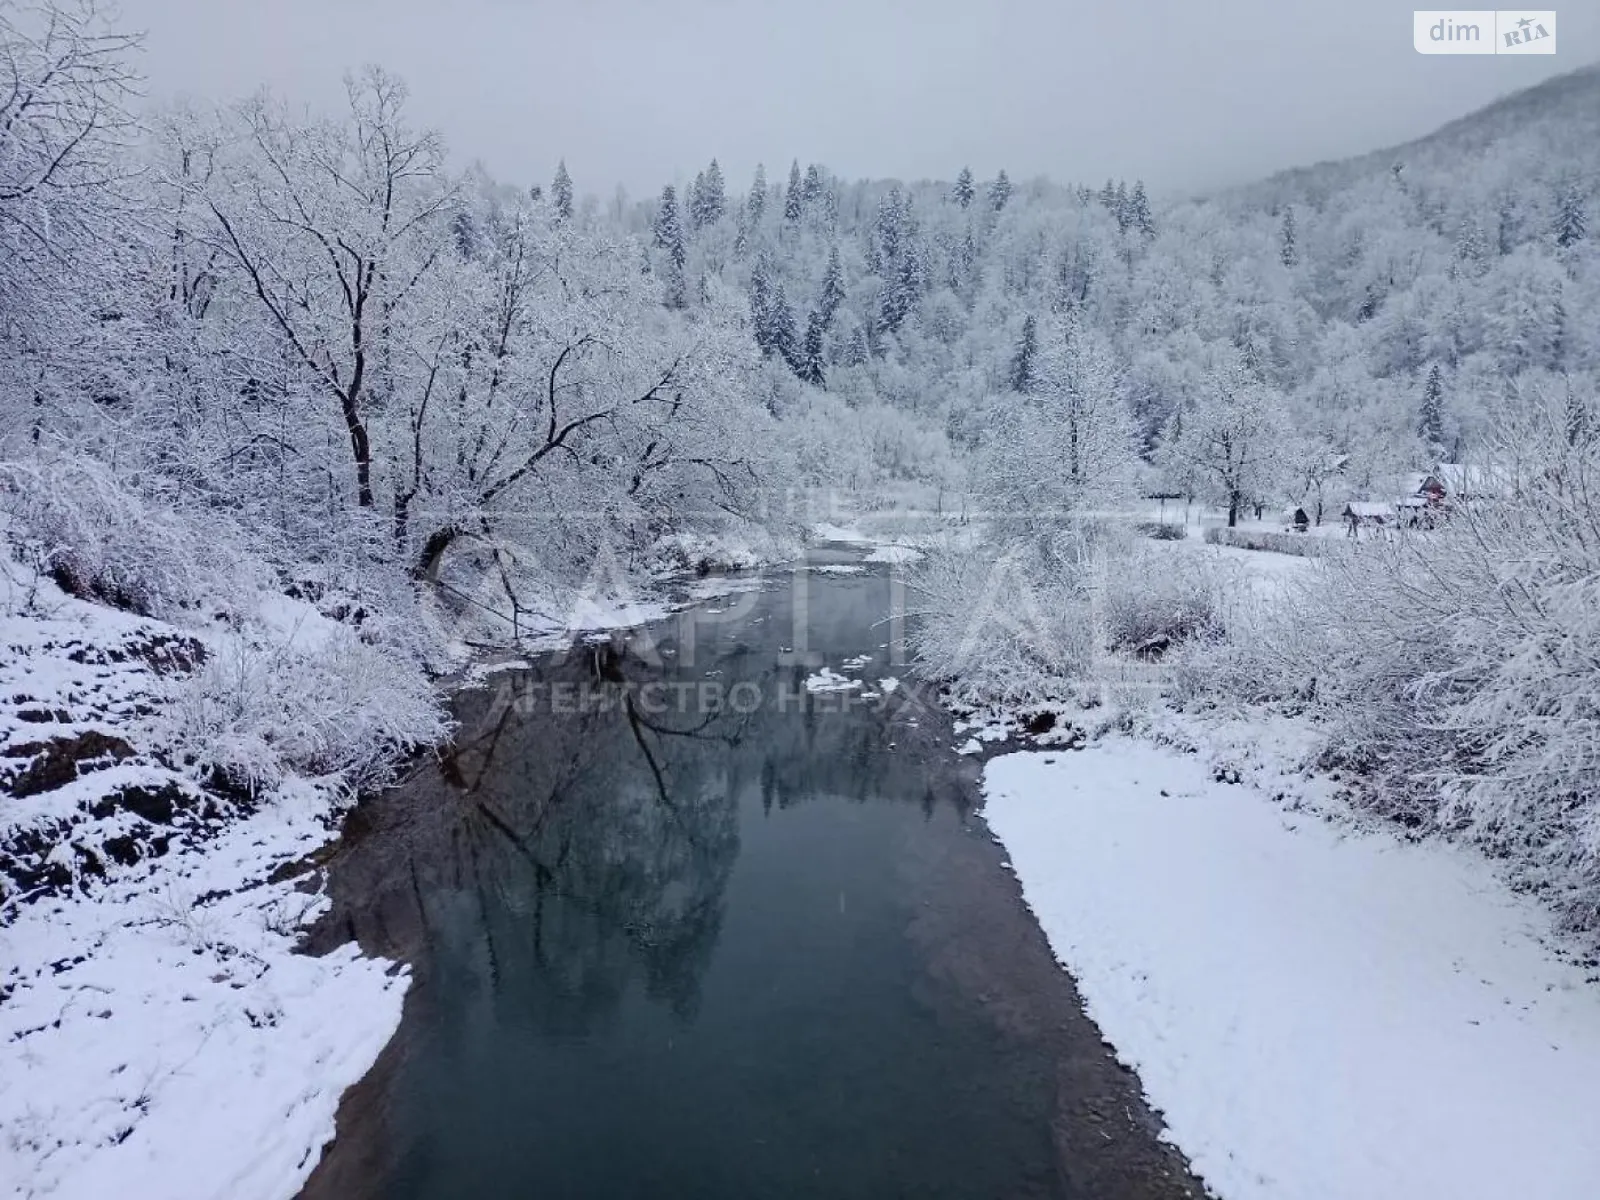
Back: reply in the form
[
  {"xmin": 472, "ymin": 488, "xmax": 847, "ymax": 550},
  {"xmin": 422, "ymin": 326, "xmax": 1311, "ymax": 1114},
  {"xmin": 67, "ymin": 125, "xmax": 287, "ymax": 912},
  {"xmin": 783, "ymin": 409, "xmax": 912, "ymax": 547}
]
[{"xmin": 302, "ymin": 555, "xmax": 1199, "ymax": 1200}]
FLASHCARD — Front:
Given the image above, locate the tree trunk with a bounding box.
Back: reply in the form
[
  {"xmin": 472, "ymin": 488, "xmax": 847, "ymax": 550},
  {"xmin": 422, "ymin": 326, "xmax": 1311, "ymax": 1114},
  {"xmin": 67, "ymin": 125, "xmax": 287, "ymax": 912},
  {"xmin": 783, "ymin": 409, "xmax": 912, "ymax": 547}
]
[
  {"xmin": 414, "ymin": 526, "xmax": 459, "ymax": 583},
  {"xmin": 343, "ymin": 396, "xmax": 375, "ymax": 508},
  {"xmin": 1228, "ymin": 493, "xmax": 1240, "ymax": 527}
]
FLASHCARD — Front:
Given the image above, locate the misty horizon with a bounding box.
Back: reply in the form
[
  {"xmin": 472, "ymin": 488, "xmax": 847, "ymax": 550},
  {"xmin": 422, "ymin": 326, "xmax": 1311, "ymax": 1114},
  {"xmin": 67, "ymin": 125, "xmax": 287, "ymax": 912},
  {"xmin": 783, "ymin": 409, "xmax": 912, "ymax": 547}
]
[{"xmin": 131, "ymin": 0, "xmax": 1597, "ymax": 202}]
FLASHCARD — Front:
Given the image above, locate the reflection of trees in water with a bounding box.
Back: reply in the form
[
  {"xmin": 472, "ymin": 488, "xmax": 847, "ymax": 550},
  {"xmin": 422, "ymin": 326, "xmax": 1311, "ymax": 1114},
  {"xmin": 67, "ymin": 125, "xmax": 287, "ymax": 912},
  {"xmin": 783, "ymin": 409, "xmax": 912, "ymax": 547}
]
[
  {"xmin": 311, "ymin": 643, "xmax": 748, "ymax": 1029},
  {"xmin": 311, "ymin": 576, "xmax": 971, "ymax": 1033}
]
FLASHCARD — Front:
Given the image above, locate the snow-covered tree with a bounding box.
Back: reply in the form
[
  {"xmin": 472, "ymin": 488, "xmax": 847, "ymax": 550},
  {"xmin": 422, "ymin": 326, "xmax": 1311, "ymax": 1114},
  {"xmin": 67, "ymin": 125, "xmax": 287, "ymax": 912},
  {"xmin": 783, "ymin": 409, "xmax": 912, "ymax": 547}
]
[
  {"xmin": 784, "ymin": 159, "xmax": 803, "ymax": 223},
  {"xmin": 747, "ymin": 163, "xmax": 767, "ymax": 223},
  {"xmin": 1158, "ymin": 356, "xmax": 1289, "ymax": 526},
  {"xmin": 953, "ymin": 167, "xmax": 975, "ymax": 209},
  {"xmin": 552, "ymin": 159, "xmax": 574, "ymax": 221},
  {"xmin": 1555, "ymin": 179, "xmax": 1587, "ymax": 249},
  {"xmin": 655, "ymin": 183, "xmax": 687, "ymax": 268},
  {"xmin": 989, "ymin": 169, "xmax": 1012, "ymax": 213},
  {"xmin": 1009, "ymin": 315, "xmax": 1038, "ymax": 394}
]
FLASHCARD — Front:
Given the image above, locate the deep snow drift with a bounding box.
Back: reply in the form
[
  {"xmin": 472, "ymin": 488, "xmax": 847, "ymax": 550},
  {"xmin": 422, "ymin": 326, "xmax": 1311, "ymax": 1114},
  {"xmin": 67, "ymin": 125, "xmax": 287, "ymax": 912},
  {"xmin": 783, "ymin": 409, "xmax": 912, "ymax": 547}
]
[{"xmin": 983, "ymin": 739, "xmax": 1600, "ymax": 1200}]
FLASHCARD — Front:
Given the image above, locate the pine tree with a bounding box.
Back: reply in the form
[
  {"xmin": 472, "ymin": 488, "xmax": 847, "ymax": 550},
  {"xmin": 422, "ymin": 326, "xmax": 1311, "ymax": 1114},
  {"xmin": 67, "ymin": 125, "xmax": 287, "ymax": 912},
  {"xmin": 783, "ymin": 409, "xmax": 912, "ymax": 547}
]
[
  {"xmin": 800, "ymin": 312, "xmax": 826, "ymax": 386},
  {"xmin": 748, "ymin": 164, "xmax": 767, "ymax": 224},
  {"xmin": 1419, "ymin": 362, "xmax": 1444, "ymax": 447},
  {"xmin": 552, "ymin": 160, "xmax": 574, "ymax": 222},
  {"xmin": 784, "ymin": 159, "xmax": 803, "ymax": 223},
  {"xmin": 1098, "ymin": 179, "xmax": 1117, "ymax": 211},
  {"xmin": 989, "ymin": 169, "xmax": 1012, "ymax": 213},
  {"xmin": 1113, "ymin": 180, "xmax": 1129, "ymax": 233},
  {"xmin": 1129, "ymin": 180, "xmax": 1155, "ymax": 240},
  {"xmin": 802, "ymin": 163, "xmax": 823, "ymax": 206},
  {"xmin": 1279, "ymin": 207, "xmax": 1298, "ymax": 267},
  {"xmin": 1009, "ymin": 314, "xmax": 1038, "ymax": 393},
  {"xmin": 654, "ymin": 184, "xmax": 686, "ymax": 268},
  {"xmin": 819, "ymin": 245, "xmax": 846, "ymax": 328},
  {"xmin": 1555, "ymin": 180, "xmax": 1587, "ymax": 248},
  {"xmin": 953, "ymin": 166, "xmax": 975, "ymax": 209}
]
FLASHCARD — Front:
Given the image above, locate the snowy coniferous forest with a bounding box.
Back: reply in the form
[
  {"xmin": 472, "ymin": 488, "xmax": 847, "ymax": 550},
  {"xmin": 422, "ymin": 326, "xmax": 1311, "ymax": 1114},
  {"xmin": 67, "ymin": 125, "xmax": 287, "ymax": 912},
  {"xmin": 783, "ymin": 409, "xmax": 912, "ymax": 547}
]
[{"xmin": 6, "ymin": 7, "xmax": 1600, "ymax": 969}]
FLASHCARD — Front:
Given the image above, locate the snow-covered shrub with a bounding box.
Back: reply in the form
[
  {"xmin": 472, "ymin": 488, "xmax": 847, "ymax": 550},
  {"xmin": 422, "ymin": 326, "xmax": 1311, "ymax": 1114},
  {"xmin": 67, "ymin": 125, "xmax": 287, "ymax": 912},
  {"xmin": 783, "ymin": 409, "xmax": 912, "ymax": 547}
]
[
  {"xmin": 172, "ymin": 622, "xmax": 447, "ymax": 793},
  {"xmin": 1202, "ymin": 526, "xmax": 1326, "ymax": 556},
  {"xmin": 1136, "ymin": 521, "xmax": 1186, "ymax": 541},
  {"xmin": 1100, "ymin": 545, "xmax": 1231, "ymax": 657},
  {"xmin": 908, "ymin": 532, "xmax": 1100, "ymax": 707},
  {"xmin": 0, "ymin": 456, "xmax": 263, "ymax": 618}
]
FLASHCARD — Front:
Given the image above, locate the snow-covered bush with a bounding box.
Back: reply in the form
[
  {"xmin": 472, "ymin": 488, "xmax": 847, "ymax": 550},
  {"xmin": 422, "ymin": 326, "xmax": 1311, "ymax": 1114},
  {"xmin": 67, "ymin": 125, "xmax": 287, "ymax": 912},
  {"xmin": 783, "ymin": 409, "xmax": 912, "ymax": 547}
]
[
  {"xmin": 0, "ymin": 456, "xmax": 264, "ymax": 618},
  {"xmin": 908, "ymin": 531, "xmax": 1102, "ymax": 707},
  {"xmin": 1100, "ymin": 545, "xmax": 1231, "ymax": 657},
  {"xmin": 1203, "ymin": 526, "xmax": 1326, "ymax": 557},
  {"xmin": 173, "ymin": 624, "xmax": 447, "ymax": 793},
  {"xmin": 1136, "ymin": 521, "xmax": 1187, "ymax": 541}
]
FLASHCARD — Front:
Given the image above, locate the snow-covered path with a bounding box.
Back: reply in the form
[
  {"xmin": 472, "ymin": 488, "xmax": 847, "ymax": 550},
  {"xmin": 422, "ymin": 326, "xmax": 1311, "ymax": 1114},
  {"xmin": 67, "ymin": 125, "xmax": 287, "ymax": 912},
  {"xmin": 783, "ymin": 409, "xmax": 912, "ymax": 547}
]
[{"xmin": 984, "ymin": 739, "xmax": 1600, "ymax": 1200}]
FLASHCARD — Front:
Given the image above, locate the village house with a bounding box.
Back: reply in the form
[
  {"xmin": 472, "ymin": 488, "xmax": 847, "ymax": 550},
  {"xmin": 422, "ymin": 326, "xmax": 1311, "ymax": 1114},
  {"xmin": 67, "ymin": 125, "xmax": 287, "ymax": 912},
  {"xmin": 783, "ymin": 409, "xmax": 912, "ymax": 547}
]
[{"xmin": 1343, "ymin": 499, "xmax": 1395, "ymax": 537}]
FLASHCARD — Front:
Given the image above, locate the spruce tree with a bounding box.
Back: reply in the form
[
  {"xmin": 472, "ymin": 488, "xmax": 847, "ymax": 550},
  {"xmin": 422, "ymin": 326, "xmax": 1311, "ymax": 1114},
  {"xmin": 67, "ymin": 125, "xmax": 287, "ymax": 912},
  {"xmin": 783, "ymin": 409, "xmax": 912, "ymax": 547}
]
[
  {"xmin": 1497, "ymin": 192, "xmax": 1518, "ymax": 255},
  {"xmin": 1114, "ymin": 180, "xmax": 1130, "ymax": 232},
  {"xmin": 800, "ymin": 312, "xmax": 826, "ymax": 386},
  {"xmin": 802, "ymin": 163, "xmax": 823, "ymax": 206},
  {"xmin": 953, "ymin": 166, "xmax": 975, "ymax": 209},
  {"xmin": 1280, "ymin": 207, "xmax": 1298, "ymax": 267},
  {"xmin": 875, "ymin": 188, "xmax": 903, "ymax": 266},
  {"xmin": 784, "ymin": 159, "xmax": 803, "ymax": 222},
  {"xmin": 769, "ymin": 282, "xmax": 798, "ymax": 366},
  {"xmin": 819, "ymin": 245, "xmax": 847, "ymax": 328},
  {"xmin": 1419, "ymin": 363, "xmax": 1444, "ymax": 447},
  {"xmin": 748, "ymin": 164, "xmax": 767, "ymax": 224},
  {"xmin": 1565, "ymin": 380, "xmax": 1591, "ymax": 447},
  {"xmin": 748, "ymin": 254, "xmax": 774, "ymax": 353},
  {"xmin": 1555, "ymin": 180, "xmax": 1587, "ymax": 248},
  {"xmin": 552, "ymin": 160, "xmax": 574, "ymax": 222},
  {"xmin": 1009, "ymin": 315, "xmax": 1038, "ymax": 393},
  {"xmin": 688, "ymin": 170, "xmax": 708, "ymax": 229},
  {"xmin": 692, "ymin": 158, "xmax": 726, "ymax": 228},
  {"xmin": 844, "ymin": 325, "xmax": 870, "ymax": 367},
  {"xmin": 1130, "ymin": 180, "xmax": 1155, "ymax": 240},
  {"xmin": 989, "ymin": 169, "xmax": 1012, "ymax": 213},
  {"xmin": 654, "ymin": 185, "xmax": 686, "ymax": 268}
]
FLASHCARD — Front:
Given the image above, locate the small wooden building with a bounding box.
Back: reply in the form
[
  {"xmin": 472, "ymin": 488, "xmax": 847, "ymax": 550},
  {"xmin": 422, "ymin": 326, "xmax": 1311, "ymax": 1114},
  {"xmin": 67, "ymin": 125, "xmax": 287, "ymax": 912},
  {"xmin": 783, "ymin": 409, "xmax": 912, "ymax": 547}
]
[{"xmin": 1342, "ymin": 500, "xmax": 1394, "ymax": 536}]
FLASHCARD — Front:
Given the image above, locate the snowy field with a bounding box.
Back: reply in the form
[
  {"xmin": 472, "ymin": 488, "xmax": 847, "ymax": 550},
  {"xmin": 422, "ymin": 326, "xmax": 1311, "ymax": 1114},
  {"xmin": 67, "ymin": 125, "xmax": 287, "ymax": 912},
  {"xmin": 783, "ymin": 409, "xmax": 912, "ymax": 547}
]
[{"xmin": 984, "ymin": 740, "xmax": 1600, "ymax": 1200}]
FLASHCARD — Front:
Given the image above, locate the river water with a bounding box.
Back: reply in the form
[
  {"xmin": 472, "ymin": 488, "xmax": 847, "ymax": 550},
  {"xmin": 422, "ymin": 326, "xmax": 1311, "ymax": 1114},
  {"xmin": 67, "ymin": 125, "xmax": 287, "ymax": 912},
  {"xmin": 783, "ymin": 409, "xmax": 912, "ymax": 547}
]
[{"xmin": 300, "ymin": 547, "xmax": 1200, "ymax": 1200}]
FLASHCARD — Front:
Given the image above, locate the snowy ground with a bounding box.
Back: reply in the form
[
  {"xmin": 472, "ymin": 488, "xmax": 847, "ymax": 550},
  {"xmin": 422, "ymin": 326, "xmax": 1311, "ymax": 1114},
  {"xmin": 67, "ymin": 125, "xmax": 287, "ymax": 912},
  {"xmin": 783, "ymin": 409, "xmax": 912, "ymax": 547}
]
[
  {"xmin": 984, "ymin": 739, "xmax": 1600, "ymax": 1200},
  {"xmin": 0, "ymin": 559, "xmax": 417, "ymax": 1200},
  {"xmin": 1, "ymin": 784, "xmax": 407, "ymax": 1200}
]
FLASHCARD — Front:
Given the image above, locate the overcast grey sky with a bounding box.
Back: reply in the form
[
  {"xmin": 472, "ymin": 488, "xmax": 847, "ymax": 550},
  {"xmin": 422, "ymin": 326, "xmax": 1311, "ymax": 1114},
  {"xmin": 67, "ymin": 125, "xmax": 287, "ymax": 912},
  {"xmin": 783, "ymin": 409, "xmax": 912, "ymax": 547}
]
[{"xmin": 131, "ymin": 1, "xmax": 1597, "ymax": 199}]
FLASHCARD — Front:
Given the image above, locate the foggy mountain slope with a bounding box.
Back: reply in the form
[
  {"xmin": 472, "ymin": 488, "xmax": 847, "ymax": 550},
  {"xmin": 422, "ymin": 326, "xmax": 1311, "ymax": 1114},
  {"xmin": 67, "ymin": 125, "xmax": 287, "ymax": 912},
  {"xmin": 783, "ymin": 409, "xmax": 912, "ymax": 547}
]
[{"xmin": 1227, "ymin": 60, "xmax": 1600, "ymax": 209}]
